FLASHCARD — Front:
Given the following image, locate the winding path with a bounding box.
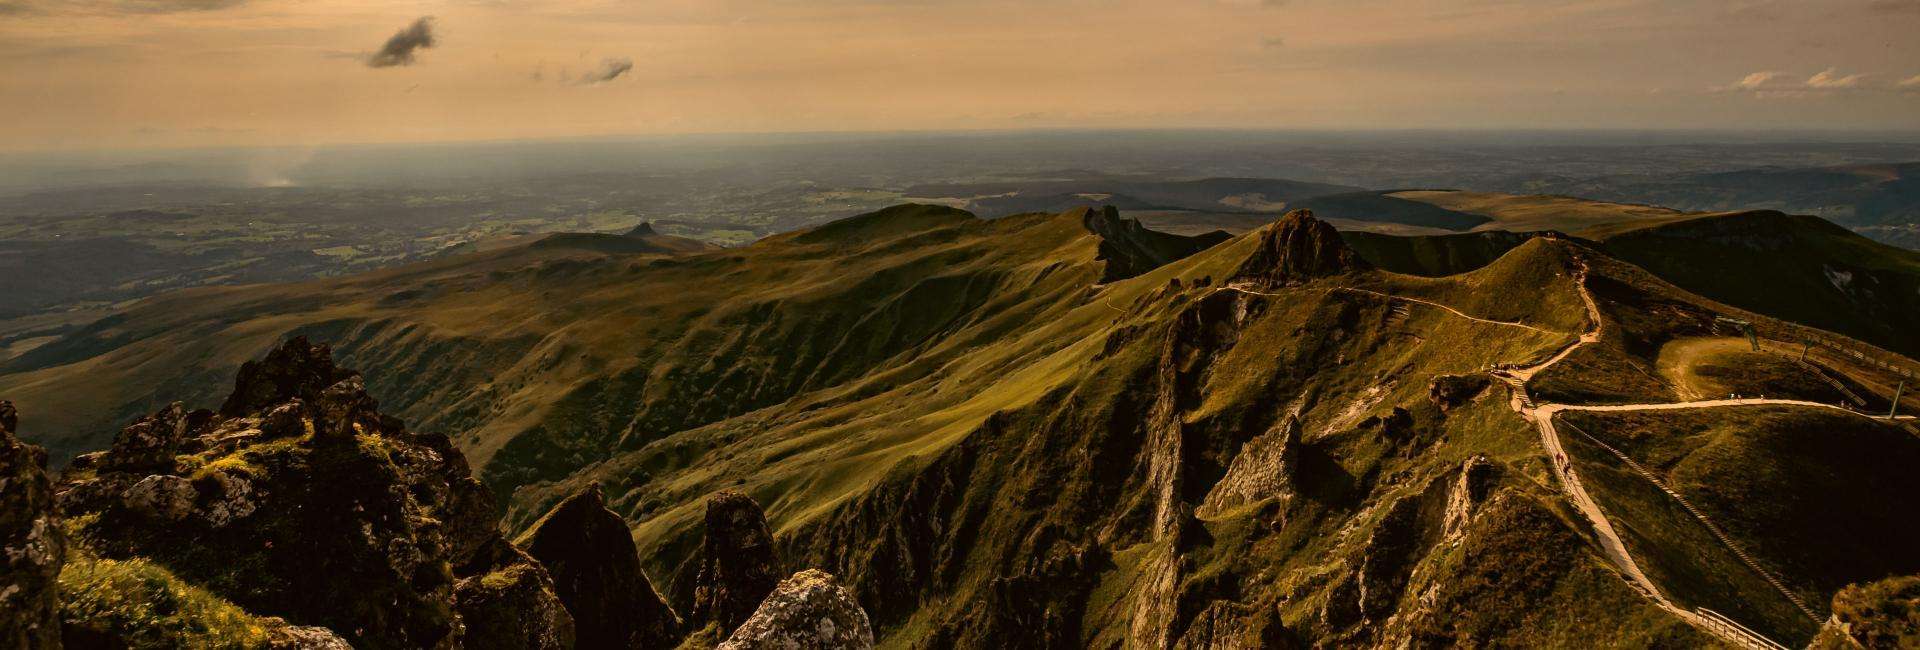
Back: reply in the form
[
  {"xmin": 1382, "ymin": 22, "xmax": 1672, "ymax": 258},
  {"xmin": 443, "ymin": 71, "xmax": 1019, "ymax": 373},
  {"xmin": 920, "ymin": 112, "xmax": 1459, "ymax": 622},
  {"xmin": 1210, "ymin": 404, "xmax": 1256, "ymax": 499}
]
[
  {"xmin": 1218, "ymin": 283, "xmax": 1564, "ymax": 335},
  {"xmin": 1493, "ymin": 258, "xmax": 1834, "ymax": 650},
  {"xmin": 1154, "ymin": 256, "xmax": 1911, "ymax": 647}
]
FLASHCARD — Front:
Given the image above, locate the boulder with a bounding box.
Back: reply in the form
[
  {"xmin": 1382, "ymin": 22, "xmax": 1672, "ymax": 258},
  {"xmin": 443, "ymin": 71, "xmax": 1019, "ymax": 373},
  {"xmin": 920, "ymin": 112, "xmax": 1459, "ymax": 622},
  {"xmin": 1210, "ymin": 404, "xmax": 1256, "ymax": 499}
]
[
  {"xmin": 520, "ymin": 483, "xmax": 681, "ymax": 648},
  {"xmin": 718, "ymin": 570, "xmax": 874, "ymax": 650},
  {"xmin": 122, "ymin": 474, "xmax": 197, "ymax": 522},
  {"xmin": 102, "ymin": 402, "xmax": 189, "ymax": 473},
  {"xmin": 693, "ymin": 490, "xmax": 784, "ymax": 633},
  {"xmin": 0, "ymin": 401, "xmax": 64, "ymax": 649}
]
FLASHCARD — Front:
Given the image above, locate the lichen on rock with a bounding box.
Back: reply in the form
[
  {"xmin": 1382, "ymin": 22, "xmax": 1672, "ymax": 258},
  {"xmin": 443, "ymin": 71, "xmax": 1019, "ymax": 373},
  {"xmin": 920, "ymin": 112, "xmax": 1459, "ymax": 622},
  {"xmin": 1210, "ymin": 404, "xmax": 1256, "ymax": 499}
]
[{"xmin": 717, "ymin": 569, "xmax": 874, "ymax": 650}]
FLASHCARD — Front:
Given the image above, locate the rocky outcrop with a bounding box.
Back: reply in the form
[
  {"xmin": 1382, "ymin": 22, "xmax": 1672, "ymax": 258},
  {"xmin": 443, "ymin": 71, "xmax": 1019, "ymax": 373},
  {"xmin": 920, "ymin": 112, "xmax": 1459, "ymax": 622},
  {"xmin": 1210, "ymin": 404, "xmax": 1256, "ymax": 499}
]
[
  {"xmin": 100, "ymin": 402, "xmax": 188, "ymax": 473},
  {"xmin": 218, "ymin": 335, "xmax": 358, "ymax": 417},
  {"xmin": 1197, "ymin": 413, "xmax": 1301, "ymax": 518},
  {"xmin": 1427, "ymin": 374, "xmax": 1491, "ymax": 412},
  {"xmin": 0, "ymin": 401, "xmax": 64, "ymax": 650},
  {"xmin": 1083, "ymin": 205, "xmax": 1231, "ymax": 283},
  {"xmin": 520, "ymin": 483, "xmax": 681, "ymax": 649},
  {"xmin": 1174, "ymin": 600, "xmax": 1287, "ymax": 650},
  {"xmin": 1231, "ymin": 210, "xmax": 1368, "ymax": 287},
  {"xmin": 718, "ymin": 569, "xmax": 874, "ymax": 650},
  {"xmin": 692, "ymin": 490, "xmax": 784, "ymax": 634},
  {"xmin": 455, "ymin": 548, "xmax": 577, "ymax": 650},
  {"xmin": 1442, "ymin": 456, "xmax": 1498, "ymax": 542},
  {"xmin": 265, "ymin": 622, "xmax": 355, "ymax": 649},
  {"xmin": 1357, "ymin": 495, "xmax": 1425, "ymax": 620},
  {"xmin": 1813, "ymin": 573, "xmax": 1920, "ymax": 649},
  {"xmin": 54, "ymin": 338, "xmax": 570, "ymax": 650}
]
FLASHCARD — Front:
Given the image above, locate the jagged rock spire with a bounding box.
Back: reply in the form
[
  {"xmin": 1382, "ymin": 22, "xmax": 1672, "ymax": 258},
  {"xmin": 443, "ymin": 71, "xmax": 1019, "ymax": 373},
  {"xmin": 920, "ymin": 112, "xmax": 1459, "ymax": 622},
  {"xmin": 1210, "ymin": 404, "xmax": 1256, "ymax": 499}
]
[
  {"xmin": 1231, "ymin": 209, "xmax": 1368, "ymax": 287},
  {"xmin": 520, "ymin": 483, "xmax": 682, "ymax": 649},
  {"xmin": 692, "ymin": 489, "xmax": 783, "ymax": 634},
  {"xmin": 220, "ymin": 336, "xmax": 359, "ymax": 417}
]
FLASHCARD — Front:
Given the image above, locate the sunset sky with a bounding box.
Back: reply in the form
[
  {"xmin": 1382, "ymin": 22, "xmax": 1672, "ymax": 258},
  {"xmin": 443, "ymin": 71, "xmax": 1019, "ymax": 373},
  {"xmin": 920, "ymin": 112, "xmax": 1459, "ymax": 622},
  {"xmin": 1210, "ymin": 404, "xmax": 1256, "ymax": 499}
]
[{"xmin": 2, "ymin": 0, "xmax": 1918, "ymax": 151}]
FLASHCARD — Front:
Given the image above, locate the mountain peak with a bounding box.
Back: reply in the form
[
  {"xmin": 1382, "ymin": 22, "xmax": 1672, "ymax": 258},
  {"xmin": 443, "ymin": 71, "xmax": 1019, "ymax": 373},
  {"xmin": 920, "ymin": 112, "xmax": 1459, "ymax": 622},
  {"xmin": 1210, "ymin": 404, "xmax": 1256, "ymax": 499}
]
[
  {"xmin": 1081, "ymin": 205, "xmax": 1230, "ymax": 282},
  {"xmin": 1231, "ymin": 209, "xmax": 1369, "ymax": 286},
  {"xmin": 625, "ymin": 222, "xmax": 658, "ymax": 237}
]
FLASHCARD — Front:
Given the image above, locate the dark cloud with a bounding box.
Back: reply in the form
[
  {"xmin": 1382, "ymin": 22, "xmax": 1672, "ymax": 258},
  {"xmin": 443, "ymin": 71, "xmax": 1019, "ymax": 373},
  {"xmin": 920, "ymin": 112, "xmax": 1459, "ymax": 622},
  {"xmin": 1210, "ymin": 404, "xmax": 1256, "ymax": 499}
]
[
  {"xmin": 115, "ymin": 0, "xmax": 245, "ymax": 12},
  {"xmin": 366, "ymin": 17, "xmax": 436, "ymax": 68},
  {"xmin": 572, "ymin": 57, "xmax": 633, "ymax": 85},
  {"xmin": 1867, "ymin": 0, "xmax": 1920, "ymax": 14}
]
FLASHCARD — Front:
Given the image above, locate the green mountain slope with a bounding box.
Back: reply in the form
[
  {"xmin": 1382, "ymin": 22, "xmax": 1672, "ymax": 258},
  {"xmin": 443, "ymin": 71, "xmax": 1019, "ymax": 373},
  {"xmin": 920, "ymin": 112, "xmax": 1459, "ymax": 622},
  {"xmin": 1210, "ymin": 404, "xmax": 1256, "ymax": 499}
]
[
  {"xmin": 6, "ymin": 203, "xmax": 1918, "ymax": 648},
  {"xmin": 1591, "ymin": 210, "xmax": 1920, "ymax": 357}
]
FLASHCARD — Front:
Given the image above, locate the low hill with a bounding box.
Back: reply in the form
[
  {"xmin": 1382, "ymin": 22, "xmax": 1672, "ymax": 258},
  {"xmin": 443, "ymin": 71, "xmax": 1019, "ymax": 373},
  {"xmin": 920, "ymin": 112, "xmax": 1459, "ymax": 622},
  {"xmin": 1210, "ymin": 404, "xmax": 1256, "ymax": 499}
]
[
  {"xmin": 1287, "ymin": 191, "xmax": 1492, "ymax": 231},
  {"xmin": 1513, "ymin": 162, "xmax": 1920, "ymax": 249},
  {"xmin": 1389, "ymin": 190, "xmax": 1690, "ymax": 233},
  {"xmin": 1590, "ymin": 210, "xmax": 1920, "ymax": 357},
  {"xmin": 904, "ymin": 175, "xmax": 1363, "ymax": 218}
]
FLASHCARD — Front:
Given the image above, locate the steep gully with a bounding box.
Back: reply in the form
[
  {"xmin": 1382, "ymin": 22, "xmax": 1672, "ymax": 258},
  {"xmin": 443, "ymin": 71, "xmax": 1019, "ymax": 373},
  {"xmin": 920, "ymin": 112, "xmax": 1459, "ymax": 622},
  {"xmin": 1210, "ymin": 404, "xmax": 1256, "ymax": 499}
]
[{"xmin": 1141, "ymin": 248, "xmax": 1913, "ymax": 649}]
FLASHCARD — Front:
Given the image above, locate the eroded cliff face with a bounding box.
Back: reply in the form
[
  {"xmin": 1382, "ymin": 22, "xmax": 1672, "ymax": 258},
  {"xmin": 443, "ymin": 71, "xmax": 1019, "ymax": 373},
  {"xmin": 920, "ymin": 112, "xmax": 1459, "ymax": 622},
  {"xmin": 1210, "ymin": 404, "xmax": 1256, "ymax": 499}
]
[{"xmin": 736, "ymin": 212, "xmax": 1703, "ymax": 648}]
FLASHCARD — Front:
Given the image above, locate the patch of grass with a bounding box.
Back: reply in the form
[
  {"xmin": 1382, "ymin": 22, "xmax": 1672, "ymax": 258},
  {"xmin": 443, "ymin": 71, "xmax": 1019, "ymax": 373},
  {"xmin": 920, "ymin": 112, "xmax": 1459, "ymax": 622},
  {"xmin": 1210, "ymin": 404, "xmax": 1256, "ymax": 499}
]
[{"xmin": 58, "ymin": 552, "xmax": 277, "ymax": 649}]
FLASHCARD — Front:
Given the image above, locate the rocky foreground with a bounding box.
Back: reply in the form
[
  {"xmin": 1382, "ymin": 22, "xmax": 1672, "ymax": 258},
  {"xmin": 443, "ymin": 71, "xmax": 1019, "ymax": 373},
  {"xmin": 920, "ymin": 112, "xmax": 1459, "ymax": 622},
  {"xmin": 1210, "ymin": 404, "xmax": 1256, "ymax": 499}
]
[{"xmin": 2, "ymin": 337, "xmax": 873, "ymax": 648}]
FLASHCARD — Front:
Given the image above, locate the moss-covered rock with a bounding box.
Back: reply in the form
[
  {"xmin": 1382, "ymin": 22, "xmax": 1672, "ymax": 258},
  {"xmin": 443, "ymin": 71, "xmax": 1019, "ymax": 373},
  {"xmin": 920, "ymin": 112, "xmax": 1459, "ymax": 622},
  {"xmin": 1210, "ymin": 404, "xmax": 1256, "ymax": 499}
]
[{"xmin": 54, "ymin": 338, "xmax": 571, "ymax": 649}]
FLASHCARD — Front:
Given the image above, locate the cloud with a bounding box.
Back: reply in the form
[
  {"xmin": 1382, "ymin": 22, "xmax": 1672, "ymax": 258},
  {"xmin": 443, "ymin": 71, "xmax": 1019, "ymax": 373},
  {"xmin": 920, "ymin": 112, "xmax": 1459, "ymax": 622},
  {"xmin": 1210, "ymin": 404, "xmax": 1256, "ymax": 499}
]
[
  {"xmin": 1733, "ymin": 71, "xmax": 1781, "ymax": 90},
  {"xmin": 1805, "ymin": 67, "xmax": 1865, "ymax": 88},
  {"xmin": 570, "ymin": 57, "xmax": 633, "ymax": 85},
  {"xmin": 1896, "ymin": 74, "xmax": 1920, "ymax": 88},
  {"xmin": 366, "ymin": 17, "xmax": 436, "ymax": 68}
]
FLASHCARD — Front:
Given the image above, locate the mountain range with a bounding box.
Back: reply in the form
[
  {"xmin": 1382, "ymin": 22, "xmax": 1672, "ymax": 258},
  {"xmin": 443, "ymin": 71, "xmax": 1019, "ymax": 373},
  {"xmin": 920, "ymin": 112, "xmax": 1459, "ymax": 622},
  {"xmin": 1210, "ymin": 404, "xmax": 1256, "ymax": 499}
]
[{"xmin": 3, "ymin": 200, "xmax": 1919, "ymax": 648}]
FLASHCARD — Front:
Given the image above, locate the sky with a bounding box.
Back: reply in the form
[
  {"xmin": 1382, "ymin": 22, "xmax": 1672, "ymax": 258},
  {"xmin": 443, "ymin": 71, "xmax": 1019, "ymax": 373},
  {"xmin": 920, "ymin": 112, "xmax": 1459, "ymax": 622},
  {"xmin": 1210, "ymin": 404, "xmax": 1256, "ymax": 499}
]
[{"xmin": 2, "ymin": 0, "xmax": 1918, "ymax": 151}]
